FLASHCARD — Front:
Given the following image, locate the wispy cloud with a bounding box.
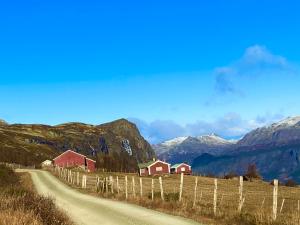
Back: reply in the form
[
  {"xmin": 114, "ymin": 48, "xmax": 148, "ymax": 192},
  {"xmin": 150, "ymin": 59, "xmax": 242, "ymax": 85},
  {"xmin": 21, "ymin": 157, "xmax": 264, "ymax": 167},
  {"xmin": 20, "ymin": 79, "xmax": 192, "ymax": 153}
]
[
  {"xmin": 129, "ymin": 112, "xmax": 284, "ymax": 144},
  {"xmin": 212, "ymin": 45, "xmax": 292, "ymax": 97}
]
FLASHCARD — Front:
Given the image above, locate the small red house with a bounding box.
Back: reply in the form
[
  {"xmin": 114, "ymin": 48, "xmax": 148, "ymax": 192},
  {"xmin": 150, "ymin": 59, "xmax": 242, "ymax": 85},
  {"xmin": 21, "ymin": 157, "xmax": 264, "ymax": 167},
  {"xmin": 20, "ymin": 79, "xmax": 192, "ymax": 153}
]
[
  {"xmin": 53, "ymin": 150, "xmax": 96, "ymax": 172},
  {"xmin": 138, "ymin": 160, "xmax": 170, "ymax": 176},
  {"xmin": 170, "ymin": 163, "xmax": 192, "ymax": 175}
]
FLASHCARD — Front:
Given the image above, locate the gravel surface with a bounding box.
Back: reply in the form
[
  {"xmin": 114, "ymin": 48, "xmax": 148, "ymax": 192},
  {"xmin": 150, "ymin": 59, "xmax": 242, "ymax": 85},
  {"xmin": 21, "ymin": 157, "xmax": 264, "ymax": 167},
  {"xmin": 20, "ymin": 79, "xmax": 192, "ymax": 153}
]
[{"xmin": 25, "ymin": 170, "xmax": 202, "ymax": 225}]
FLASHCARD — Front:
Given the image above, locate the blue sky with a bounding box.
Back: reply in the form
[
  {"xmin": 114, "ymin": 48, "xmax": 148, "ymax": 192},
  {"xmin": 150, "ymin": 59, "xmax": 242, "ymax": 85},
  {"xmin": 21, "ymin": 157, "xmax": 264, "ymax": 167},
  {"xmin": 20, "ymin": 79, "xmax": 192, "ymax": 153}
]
[{"xmin": 1, "ymin": 0, "xmax": 300, "ymax": 143}]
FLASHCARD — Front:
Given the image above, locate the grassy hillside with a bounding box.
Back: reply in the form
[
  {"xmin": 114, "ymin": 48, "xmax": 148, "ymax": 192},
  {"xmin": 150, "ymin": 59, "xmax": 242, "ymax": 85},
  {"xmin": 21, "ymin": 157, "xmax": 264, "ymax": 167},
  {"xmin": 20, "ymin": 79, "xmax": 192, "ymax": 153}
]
[{"xmin": 0, "ymin": 119, "xmax": 155, "ymax": 171}]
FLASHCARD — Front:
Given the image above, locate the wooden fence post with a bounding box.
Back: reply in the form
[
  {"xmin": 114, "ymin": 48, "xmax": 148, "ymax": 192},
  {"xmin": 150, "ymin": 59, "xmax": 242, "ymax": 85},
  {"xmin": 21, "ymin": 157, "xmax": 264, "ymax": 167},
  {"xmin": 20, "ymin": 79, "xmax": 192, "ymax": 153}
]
[
  {"xmin": 85, "ymin": 175, "xmax": 87, "ymax": 189},
  {"xmin": 125, "ymin": 176, "xmax": 128, "ymax": 199},
  {"xmin": 280, "ymin": 199, "xmax": 285, "ymax": 213},
  {"xmin": 95, "ymin": 176, "xmax": 99, "ymax": 192},
  {"xmin": 140, "ymin": 177, "xmax": 143, "ymax": 197},
  {"xmin": 116, "ymin": 176, "xmax": 119, "ymax": 194},
  {"xmin": 199, "ymin": 191, "xmax": 203, "ymax": 203},
  {"xmin": 159, "ymin": 177, "xmax": 164, "ymax": 201},
  {"xmin": 272, "ymin": 179, "xmax": 278, "ymax": 221},
  {"xmin": 77, "ymin": 172, "xmax": 80, "ymax": 186},
  {"xmin": 151, "ymin": 178, "xmax": 154, "ymax": 201},
  {"xmin": 82, "ymin": 175, "xmax": 85, "ymax": 189},
  {"xmin": 102, "ymin": 178, "xmax": 105, "ymax": 193},
  {"xmin": 179, "ymin": 173, "xmax": 184, "ymax": 202},
  {"xmin": 106, "ymin": 177, "xmax": 108, "ymax": 193},
  {"xmin": 193, "ymin": 176, "xmax": 198, "ymax": 207},
  {"xmin": 132, "ymin": 177, "xmax": 136, "ymax": 198},
  {"xmin": 238, "ymin": 176, "xmax": 243, "ymax": 213},
  {"xmin": 110, "ymin": 176, "xmax": 114, "ymax": 194},
  {"xmin": 213, "ymin": 178, "xmax": 218, "ymax": 216}
]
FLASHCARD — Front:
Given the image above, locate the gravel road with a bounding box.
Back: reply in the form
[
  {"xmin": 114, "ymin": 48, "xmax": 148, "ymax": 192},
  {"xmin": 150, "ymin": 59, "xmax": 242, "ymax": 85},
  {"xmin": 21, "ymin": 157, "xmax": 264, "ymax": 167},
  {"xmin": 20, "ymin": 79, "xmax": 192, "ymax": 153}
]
[{"xmin": 25, "ymin": 170, "xmax": 202, "ymax": 225}]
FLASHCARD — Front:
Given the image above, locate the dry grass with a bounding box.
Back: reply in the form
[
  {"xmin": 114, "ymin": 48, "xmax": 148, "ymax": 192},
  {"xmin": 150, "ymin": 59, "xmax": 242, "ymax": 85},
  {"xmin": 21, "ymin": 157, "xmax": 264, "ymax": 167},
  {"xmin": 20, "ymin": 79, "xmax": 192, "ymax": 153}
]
[
  {"xmin": 53, "ymin": 167, "xmax": 300, "ymax": 225},
  {"xmin": 0, "ymin": 209, "xmax": 42, "ymax": 225},
  {"xmin": 0, "ymin": 165, "xmax": 74, "ymax": 225}
]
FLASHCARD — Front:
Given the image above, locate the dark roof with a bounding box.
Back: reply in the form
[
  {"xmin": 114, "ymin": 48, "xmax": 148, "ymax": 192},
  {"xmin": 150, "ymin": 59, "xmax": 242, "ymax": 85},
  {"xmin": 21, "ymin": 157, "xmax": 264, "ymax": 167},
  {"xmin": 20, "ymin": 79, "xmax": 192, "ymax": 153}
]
[
  {"xmin": 138, "ymin": 160, "xmax": 171, "ymax": 169},
  {"xmin": 171, "ymin": 163, "xmax": 190, "ymax": 169},
  {"xmin": 138, "ymin": 161, "xmax": 154, "ymax": 169}
]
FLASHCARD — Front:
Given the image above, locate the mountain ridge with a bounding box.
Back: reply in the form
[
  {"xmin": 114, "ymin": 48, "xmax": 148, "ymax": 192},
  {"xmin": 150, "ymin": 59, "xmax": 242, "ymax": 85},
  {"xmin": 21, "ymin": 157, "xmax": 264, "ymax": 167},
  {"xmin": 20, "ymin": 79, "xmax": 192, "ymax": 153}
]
[
  {"xmin": 192, "ymin": 116, "xmax": 300, "ymax": 182},
  {"xmin": 0, "ymin": 118, "xmax": 155, "ymax": 171},
  {"xmin": 153, "ymin": 133, "xmax": 235, "ymax": 164}
]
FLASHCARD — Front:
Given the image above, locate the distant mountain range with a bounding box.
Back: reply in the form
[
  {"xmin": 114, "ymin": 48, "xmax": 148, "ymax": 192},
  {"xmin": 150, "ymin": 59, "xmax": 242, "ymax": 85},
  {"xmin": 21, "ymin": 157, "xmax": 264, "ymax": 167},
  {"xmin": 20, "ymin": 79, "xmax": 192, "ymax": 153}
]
[
  {"xmin": 0, "ymin": 119, "xmax": 155, "ymax": 172},
  {"xmin": 154, "ymin": 116, "xmax": 300, "ymax": 182},
  {"xmin": 153, "ymin": 133, "xmax": 236, "ymax": 164}
]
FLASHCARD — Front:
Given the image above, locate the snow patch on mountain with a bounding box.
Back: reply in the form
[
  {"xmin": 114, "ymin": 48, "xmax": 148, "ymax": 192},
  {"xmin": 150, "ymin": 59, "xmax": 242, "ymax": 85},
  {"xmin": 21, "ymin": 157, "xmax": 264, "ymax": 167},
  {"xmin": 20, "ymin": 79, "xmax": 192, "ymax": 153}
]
[
  {"xmin": 268, "ymin": 116, "xmax": 300, "ymax": 128},
  {"xmin": 196, "ymin": 133, "xmax": 237, "ymax": 145},
  {"xmin": 161, "ymin": 136, "xmax": 189, "ymax": 147}
]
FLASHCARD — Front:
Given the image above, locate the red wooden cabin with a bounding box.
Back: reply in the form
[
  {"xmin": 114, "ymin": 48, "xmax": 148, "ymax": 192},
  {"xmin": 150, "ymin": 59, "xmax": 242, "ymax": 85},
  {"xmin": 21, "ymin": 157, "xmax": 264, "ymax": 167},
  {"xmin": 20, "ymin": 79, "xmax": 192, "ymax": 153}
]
[
  {"xmin": 170, "ymin": 163, "xmax": 192, "ymax": 175},
  {"xmin": 53, "ymin": 149, "xmax": 96, "ymax": 172},
  {"xmin": 138, "ymin": 160, "xmax": 170, "ymax": 176}
]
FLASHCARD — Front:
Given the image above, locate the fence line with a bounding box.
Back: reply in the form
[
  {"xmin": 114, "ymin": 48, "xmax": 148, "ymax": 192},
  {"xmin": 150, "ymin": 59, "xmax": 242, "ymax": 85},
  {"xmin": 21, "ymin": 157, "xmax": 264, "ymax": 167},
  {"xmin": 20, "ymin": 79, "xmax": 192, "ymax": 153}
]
[{"xmin": 51, "ymin": 166, "xmax": 300, "ymax": 221}]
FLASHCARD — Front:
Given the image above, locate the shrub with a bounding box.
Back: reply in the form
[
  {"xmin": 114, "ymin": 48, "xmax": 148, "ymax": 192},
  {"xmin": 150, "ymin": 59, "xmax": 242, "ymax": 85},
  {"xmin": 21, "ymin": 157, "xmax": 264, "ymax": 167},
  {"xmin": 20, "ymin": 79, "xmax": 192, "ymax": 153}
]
[
  {"xmin": 0, "ymin": 165, "xmax": 19, "ymax": 186},
  {"xmin": 245, "ymin": 164, "xmax": 261, "ymax": 181},
  {"xmin": 285, "ymin": 179, "xmax": 297, "ymax": 187},
  {"xmin": 224, "ymin": 171, "xmax": 238, "ymax": 179}
]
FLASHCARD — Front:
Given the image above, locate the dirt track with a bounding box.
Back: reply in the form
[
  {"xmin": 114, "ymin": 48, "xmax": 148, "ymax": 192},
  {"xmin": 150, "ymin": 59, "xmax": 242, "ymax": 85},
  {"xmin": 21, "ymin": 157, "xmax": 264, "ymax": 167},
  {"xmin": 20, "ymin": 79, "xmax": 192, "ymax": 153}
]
[{"xmin": 24, "ymin": 170, "xmax": 202, "ymax": 225}]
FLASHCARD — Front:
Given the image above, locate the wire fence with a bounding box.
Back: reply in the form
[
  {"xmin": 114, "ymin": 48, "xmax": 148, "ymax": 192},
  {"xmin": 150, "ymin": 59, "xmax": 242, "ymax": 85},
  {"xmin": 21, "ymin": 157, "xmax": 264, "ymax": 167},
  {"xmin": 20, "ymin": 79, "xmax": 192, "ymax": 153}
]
[{"xmin": 52, "ymin": 166, "xmax": 300, "ymax": 223}]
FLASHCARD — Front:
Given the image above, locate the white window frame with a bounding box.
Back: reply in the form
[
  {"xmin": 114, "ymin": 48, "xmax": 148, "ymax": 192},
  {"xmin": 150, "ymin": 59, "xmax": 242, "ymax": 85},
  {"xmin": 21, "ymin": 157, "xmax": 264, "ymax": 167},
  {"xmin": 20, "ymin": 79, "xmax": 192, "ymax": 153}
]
[{"xmin": 156, "ymin": 166, "xmax": 163, "ymax": 172}]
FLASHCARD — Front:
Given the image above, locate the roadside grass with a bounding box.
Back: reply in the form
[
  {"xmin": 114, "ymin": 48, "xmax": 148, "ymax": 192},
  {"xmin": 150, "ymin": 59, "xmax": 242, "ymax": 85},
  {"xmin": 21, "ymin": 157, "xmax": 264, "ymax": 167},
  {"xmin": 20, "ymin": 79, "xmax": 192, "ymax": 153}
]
[
  {"xmin": 54, "ymin": 168, "xmax": 300, "ymax": 225},
  {"xmin": 0, "ymin": 165, "xmax": 74, "ymax": 225}
]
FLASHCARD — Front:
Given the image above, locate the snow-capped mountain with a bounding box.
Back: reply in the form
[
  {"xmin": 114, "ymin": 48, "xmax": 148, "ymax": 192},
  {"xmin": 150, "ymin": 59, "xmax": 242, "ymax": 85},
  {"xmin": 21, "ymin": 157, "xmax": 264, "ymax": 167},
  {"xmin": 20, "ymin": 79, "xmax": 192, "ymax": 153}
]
[
  {"xmin": 197, "ymin": 133, "xmax": 237, "ymax": 145},
  {"xmin": 237, "ymin": 116, "xmax": 300, "ymax": 148},
  {"xmin": 153, "ymin": 134, "xmax": 235, "ymax": 164},
  {"xmin": 153, "ymin": 136, "xmax": 188, "ymax": 155},
  {"xmin": 192, "ymin": 116, "xmax": 300, "ymax": 182}
]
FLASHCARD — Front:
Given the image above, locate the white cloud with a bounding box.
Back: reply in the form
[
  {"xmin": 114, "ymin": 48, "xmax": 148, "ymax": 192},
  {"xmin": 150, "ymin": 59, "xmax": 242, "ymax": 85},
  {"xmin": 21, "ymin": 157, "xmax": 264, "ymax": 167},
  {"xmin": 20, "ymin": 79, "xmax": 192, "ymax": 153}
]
[
  {"xmin": 213, "ymin": 45, "xmax": 292, "ymax": 96},
  {"xmin": 242, "ymin": 45, "xmax": 287, "ymax": 66}
]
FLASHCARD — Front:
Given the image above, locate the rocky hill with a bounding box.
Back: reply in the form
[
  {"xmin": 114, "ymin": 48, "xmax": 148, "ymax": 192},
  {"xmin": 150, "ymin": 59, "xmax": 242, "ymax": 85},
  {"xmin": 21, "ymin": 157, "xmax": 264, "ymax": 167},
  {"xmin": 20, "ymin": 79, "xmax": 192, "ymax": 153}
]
[
  {"xmin": 0, "ymin": 119, "xmax": 155, "ymax": 171},
  {"xmin": 192, "ymin": 116, "xmax": 300, "ymax": 182},
  {"xmin": 153, "ymin": 134, "xmax": 235, "ymax": 164}
]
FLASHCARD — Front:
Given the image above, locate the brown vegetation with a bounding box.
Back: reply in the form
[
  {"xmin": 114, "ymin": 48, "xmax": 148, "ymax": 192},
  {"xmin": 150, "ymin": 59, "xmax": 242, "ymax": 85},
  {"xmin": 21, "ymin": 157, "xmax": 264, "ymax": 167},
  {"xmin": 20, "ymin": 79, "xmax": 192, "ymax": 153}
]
[
  {"xmin": 0, "ymin": 165, "xmax": 73, "ymax": 225},
  {"xmin": 53, "ymin": 167, "xmax": 300, "ymax": 225},
  {"xmin": 0, "ymin": 119, "xmax": 154, "ymax": 172}
]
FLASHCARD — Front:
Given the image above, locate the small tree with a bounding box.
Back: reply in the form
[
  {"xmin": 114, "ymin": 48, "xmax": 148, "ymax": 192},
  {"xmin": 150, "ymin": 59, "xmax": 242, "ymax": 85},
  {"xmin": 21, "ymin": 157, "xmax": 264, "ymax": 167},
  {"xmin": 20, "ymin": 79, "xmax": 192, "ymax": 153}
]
[
  {"xmin": 285, "ymin": 179, "xmax": 297, "ymax": 187},
  {"xmin": 245, "ymin": 164, "xmax": 261, "ymax": 181}
]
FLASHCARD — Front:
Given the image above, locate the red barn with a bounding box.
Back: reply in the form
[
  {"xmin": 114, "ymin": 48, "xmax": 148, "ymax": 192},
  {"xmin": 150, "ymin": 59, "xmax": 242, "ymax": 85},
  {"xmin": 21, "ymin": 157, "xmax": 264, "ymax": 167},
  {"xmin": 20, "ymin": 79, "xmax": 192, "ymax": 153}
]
[
  {"xmin": 171, "ymin": 163, "xmax": 192, "ymax": 175},
  {"xmin": 53, "ymin": 150, "xmax": 96, "ymax": 172},
  {"xmin": 138, "ymin": 160, "xmax": 170, "ymax": 176}
]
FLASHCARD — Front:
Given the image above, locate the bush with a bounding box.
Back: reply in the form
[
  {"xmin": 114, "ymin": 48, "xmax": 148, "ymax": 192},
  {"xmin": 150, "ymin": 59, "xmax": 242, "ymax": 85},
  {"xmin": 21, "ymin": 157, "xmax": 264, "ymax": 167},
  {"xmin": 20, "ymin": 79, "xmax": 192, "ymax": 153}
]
[
  {"xmin": 224, "ymin": 171, "xmax": 238, "ymax": 179},
  {"xmin": 285, "ymin": 179, "xmax": 297, "ymax": 187},
  {"xmin": 245, "ymin": 164, "xmax": 261, "ymax": 181},
  {"xmin": 0, "ymin": 165, "xmax": 19, "ymax": 186}
]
